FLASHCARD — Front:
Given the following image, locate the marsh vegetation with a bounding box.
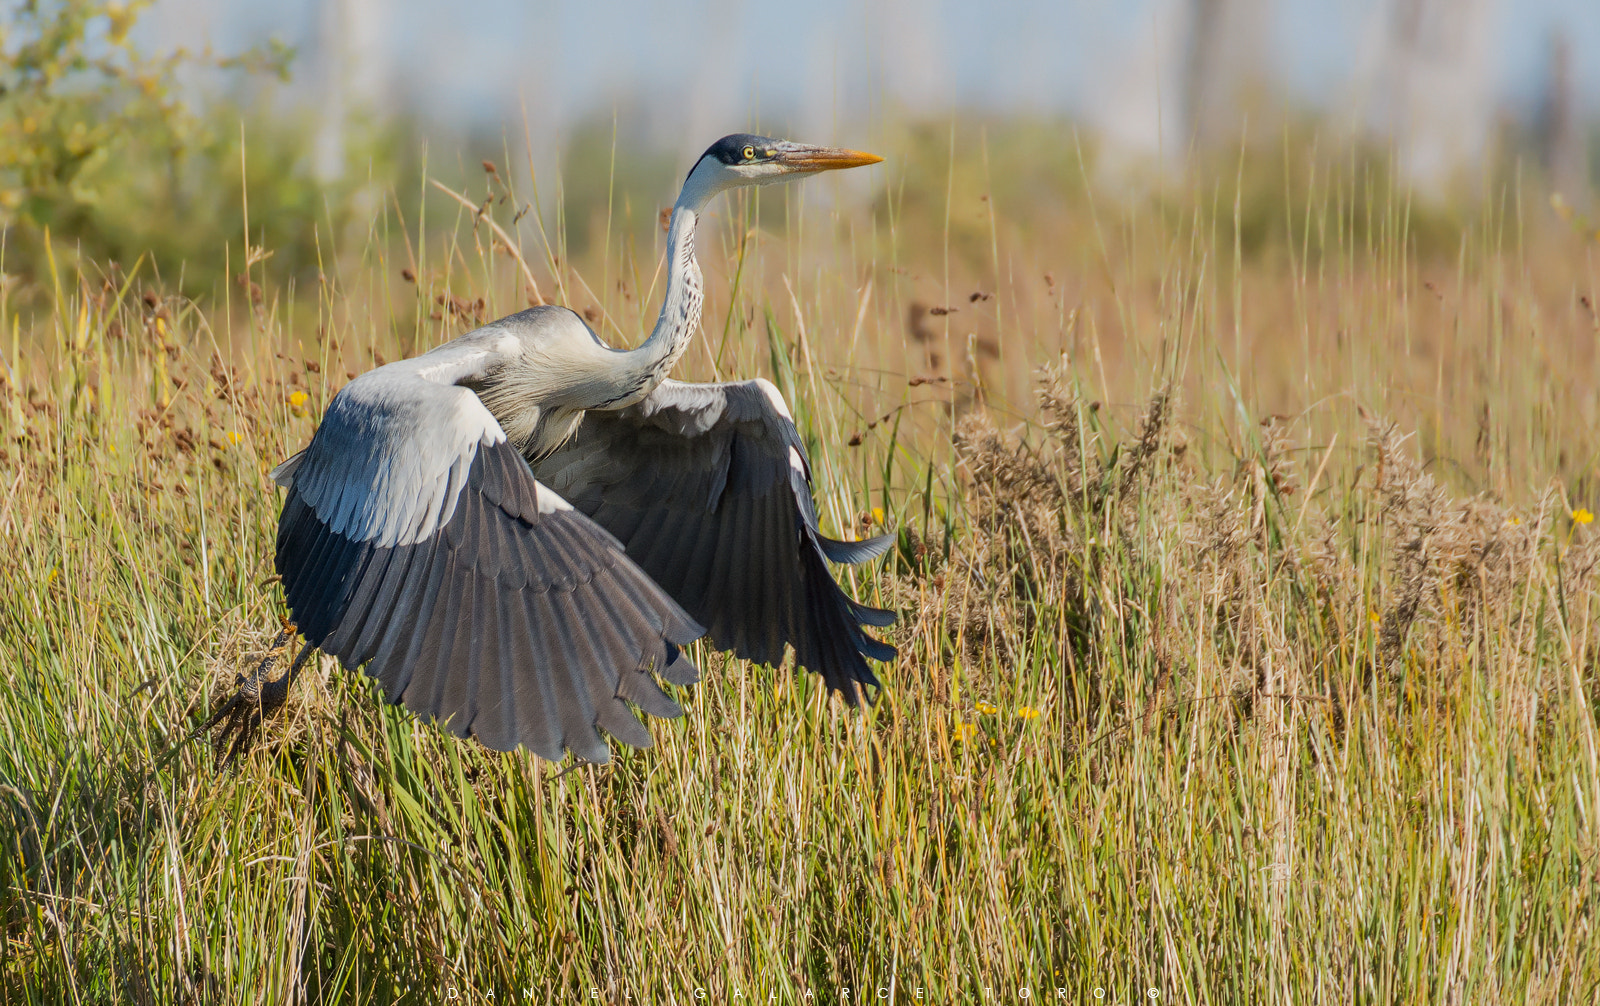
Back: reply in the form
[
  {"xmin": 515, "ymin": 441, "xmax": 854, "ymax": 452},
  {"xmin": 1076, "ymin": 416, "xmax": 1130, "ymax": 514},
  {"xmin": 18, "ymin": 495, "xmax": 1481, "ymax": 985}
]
[{"xmin": 1, "ymin": 19, "xmax": 1598, "ymax": 994}]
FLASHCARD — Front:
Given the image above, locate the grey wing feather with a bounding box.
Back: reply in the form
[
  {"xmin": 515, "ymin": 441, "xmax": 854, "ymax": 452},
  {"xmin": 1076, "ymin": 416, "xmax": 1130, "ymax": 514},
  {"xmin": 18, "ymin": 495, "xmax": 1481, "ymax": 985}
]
[
  {"xmin": 271, "ymin": 335, "xmax": 703, "ymax": 762},
  {"xmin": 535, "ymin": 378, "xmax": 896, "ymax": 702}
]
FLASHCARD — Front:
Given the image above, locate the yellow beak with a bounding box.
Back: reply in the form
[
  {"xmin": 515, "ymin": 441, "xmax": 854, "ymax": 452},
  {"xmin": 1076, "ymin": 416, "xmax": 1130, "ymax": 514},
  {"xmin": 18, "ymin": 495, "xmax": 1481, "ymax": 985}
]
[{"xmin": 774, "ymin": 145, "xmax": 885, "ymax": 173}]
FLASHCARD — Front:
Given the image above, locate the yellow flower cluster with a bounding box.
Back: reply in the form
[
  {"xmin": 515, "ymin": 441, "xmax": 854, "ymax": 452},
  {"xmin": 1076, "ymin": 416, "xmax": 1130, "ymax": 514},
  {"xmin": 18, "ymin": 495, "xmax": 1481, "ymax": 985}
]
[
  {"xmin": 967, "ymin": 700, "xmax": 1043, "ymax": 725},
  {"xmin": 1573, "ymin": 508, "xmax": 1594, "ymax": 526},
  {"xmin": 288, "ymin": 390, "xmax": 310, "ymax": 418}
]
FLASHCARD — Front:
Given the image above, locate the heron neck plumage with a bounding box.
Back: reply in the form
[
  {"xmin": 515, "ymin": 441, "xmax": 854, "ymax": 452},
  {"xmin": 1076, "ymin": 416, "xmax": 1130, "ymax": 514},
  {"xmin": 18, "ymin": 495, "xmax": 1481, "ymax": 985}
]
[
  {"xmin": 606, "ymin": 184, "xmax": 717, "ymax": 409},
  {"xmin": 645, "ymin": 202, "xmax": 703, "ymax": 373}
]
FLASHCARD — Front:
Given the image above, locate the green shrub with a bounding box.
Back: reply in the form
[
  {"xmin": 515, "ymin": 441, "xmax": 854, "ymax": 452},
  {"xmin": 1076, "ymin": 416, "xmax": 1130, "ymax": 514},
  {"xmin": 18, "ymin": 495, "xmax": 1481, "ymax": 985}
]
[{"xmin": 0, "ymin": 0, "xmax": 312, "ymax": 293}]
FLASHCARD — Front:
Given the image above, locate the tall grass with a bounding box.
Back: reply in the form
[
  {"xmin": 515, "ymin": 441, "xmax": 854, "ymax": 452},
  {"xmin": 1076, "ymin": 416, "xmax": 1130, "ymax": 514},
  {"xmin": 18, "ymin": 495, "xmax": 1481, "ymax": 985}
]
[{"xmin": 2, "ymin": 122, "xmax": 1599, "ymax": 1001}]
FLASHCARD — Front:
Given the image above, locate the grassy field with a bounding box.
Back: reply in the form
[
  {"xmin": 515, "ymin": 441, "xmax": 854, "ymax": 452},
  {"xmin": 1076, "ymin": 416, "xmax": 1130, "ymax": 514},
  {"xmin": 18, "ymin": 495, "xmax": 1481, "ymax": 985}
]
[{"xmin": 3, "ymin": 124, "xmax": 1600, "ymax": 1001}]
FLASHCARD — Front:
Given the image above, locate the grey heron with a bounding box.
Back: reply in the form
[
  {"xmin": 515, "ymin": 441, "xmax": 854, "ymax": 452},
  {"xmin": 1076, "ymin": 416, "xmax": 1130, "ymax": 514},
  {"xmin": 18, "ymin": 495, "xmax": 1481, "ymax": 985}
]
[{"xmin": 212, "ymin": 134, "xmax": 892, "ymax": 764}]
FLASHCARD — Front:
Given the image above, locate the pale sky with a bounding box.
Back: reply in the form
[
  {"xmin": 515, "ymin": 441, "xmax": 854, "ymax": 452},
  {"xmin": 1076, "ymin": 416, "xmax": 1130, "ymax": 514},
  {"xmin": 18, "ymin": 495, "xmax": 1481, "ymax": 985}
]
[{"xmin": 139, "ymin": 0, "xmax": 1599, "ymax": 168}]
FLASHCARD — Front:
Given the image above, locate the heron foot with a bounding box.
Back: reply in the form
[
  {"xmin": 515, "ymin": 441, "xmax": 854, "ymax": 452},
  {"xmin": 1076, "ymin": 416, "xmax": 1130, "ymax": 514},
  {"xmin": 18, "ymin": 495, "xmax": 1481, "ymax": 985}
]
[{"xmin": 204, "ymin": 624, "xmax": 314, "ymax": 768}]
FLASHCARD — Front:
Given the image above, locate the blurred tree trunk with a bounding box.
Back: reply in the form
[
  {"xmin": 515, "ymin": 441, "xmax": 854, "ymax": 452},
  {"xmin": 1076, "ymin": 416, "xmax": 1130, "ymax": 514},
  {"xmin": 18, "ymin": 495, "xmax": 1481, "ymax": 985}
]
[
  {"xmin": 1185, "ymin": 0, "xmax": 1272, "ymax": 152},
  {"xmin": 1541, "ymin": 32, "xmax": 1589, "ymax": 207},
  {"xmin": 1367, "ymin": 0, "xmax": 1499, "ymax": 202}
]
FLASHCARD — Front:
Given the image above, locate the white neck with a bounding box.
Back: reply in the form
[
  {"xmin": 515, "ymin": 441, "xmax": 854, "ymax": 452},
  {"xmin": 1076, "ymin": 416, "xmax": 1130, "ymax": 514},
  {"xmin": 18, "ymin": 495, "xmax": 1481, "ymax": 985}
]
[
  {"xmin": 640, "ymin": 201, "xmax": 703, "ymax": 374},
  {"xmin": 602, "ymin": 158, "xmax": 730, "ymax": 408}
]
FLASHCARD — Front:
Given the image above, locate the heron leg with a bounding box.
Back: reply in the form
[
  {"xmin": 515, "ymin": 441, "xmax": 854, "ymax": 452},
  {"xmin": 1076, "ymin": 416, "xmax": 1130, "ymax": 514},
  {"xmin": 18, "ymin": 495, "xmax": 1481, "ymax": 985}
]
[{"xmin": 204, "ymin": 624, "xmax": 315, "ymax": 767}]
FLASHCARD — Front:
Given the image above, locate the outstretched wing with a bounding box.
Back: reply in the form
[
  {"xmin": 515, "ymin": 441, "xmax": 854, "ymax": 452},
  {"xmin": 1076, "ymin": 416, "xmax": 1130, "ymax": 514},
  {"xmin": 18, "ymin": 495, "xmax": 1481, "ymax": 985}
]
[
  {"xmin": 535, "ymin": 378, "xmax": 896, "ymax": 702},
  {"xmin": 271, "ymin": 335, "xmax": 703, "ymax": 763}
]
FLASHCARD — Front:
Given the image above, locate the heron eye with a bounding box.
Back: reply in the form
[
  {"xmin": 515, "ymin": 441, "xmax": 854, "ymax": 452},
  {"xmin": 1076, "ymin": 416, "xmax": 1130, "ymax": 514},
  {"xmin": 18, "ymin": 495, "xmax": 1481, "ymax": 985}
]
[{"xmin": 742, "ymin": 146, "xmax": 755, "ymax": 160}]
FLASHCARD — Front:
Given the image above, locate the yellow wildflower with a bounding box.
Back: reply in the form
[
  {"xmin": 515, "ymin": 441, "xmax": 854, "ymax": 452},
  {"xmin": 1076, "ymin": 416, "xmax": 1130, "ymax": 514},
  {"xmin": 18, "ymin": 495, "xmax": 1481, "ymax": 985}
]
[
  {"xmin": 1368, "ymin": 610, "xmax": 1381, "ymax": 625},
  {"xmin": 1573, "ymin": 508, "xmax": 1594, "ymax": 526},
  {"xmin": 1017, "ymin": 706, "xmax": 1040, "ymax": 720},
  {"xmin": 871, "ymin": 507, "xmax": 885, "ymax": 525},
  {"xmin": 288, "ymin": 390, "xmax": 310, "ymax": 417},
  {"xmin": 975, "ymin": 700, "xmax": 998, "ymax": 716},
  {"xmin": 951, "ymin": 721, "xmax": 978, "ymax": 743},
  {"xmin": 226, "ymin": 431, "xmax": 243, "ymax": 446}
]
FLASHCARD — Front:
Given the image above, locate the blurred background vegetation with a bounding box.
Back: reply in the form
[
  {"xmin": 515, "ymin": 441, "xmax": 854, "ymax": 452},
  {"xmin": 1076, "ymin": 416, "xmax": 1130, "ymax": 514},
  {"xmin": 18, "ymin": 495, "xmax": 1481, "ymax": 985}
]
[
  {"xmin": 0, "ymin": 0, "xmax": 450, "ymax": 302},
  {"xmin": 4, "ymin": 1, "xmax": 1600, "ymax": 997},
  {"xmin": 1, "ymin": 0, "xmax": 1595, "ymax": 305}
]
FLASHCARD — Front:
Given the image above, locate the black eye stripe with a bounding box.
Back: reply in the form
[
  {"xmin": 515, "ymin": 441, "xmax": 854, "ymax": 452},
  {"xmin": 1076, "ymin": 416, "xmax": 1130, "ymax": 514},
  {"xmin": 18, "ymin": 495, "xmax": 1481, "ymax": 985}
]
[{"xmin": 702, "ymin": 135, "xmax": 782, "ymax": 169}]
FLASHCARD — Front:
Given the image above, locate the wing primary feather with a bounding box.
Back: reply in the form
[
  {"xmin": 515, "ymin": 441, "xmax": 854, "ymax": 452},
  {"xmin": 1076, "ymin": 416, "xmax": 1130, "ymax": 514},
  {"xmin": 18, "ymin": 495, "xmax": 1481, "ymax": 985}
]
[
  {"xmin": 404, "ymin": 549, "xmax": 466, "ymax": 727},
  {"xmin": 300, "ymin": 530, "xmax": 362, "ymax": 642},
  {"xmin": 740, "ymin": 490, "xmax": 782, "ymax": 666},
  {"xmin": 357, "ymin": 540, "xmax": 432, "ymax": 684},
  {"xmin": 854, "ymin": 631, "xmax": 898, "ymax": 663},
  {"xmin": 594, "ymin": 697, "xmax": 653, "ymax": 749},
  {"xmin": 282, "ymin": 517, "xmax": 346, "ymax": 641},
  {"xmin": 592, "ymin": 500, "xmax": 646, "ymax": 544},
  {"xmin": 798, "ymin": 567, "xmax": 838, "ymax": 693},
  {"xmin": 817, "ymin": 532, "xmax": 896, "ymax": 564},
  {"xmin": 338, "ymin": 548, "xmax": 403, "ymax": 667},
  {"xmin": 620, "ymin": 661, "xmax": 683, "ymax": 719},
  {"xmin": 849, "ymin": 599, "xmax": 898, "ymax": 628},
  {"xmin": 616, "ymin": 501, "xmax": 676, "ymax": 577},
  {"xmin": 587, "ymin": 573, "xmax": 669, "ymax": 671},
  {"xmin": 774, "ymin": 509, "xmax": 807, "ymax": 666},
  {"xmin": 573, "ymin": 582, "xmax": 637, "ymax": 684},
  {"xmin": 514, "ymin": 590, "xmax": 565, "ymax": 761},
  {"xmin": 438, "ymin": 565, "xmax": 481, "ymax": 736},
  {"xmin": 475, "ymin": 493, "xmax": 518, "ymax": 585},
  {"xmin": 659, "ymin": 642, "xmax": 700, "ymax": 686},
  {"xmin": 654, "ymin": 500, "xmax": 720, "ymax": 614},
  {"xmin": 321, "ymin": 545, "xmax": 394, "ymax": 657},
  {"xmin": 704, "ymin": 493, "xmax": 752, "ymax": 651},
  {"xmin": 274, "ymin": 492, "xmax": 315, "ymax": 564},
  {"xmin": 695, "ymin": 467, "xmax": 747, "ymax": 645},
  {"xmin": 567, "ymin": 582, "xmax": 630, "ymax": 705},
  {"xmin": 622, "ymin": 503, "xmax": 683, "ymax": 591},
  {"xmin": 395, "ymin": 548, "xmax": 451, "ymax": 709},
  {"xmin": 544, "ymin": 589, "xmax": 611, "ymax": 763},
  {"xmin": 468, "ymin": 579, "xmax": 514, "ymax": 751},
  {"xmin": 614, "ymin": 560, "xmax": 704, "ymax": 644},
  {"xmin": 585, "ymin": 583, "xmax": 685, "ymax": 719}
]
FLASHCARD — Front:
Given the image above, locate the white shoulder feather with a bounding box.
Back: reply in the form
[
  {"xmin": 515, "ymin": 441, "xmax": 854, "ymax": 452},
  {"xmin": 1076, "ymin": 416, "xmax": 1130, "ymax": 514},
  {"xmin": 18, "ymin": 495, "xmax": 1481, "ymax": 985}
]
[{"xmin": 275, "ymin": 333, "xmax": 519, "ymax": 548}]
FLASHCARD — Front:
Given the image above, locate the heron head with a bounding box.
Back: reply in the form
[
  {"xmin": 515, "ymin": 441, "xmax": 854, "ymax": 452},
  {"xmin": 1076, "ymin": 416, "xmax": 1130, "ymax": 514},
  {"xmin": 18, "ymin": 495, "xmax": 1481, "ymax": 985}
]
[{"xmin": 679, "ymin": 133, "xmax": 882, "ymax": 207}]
